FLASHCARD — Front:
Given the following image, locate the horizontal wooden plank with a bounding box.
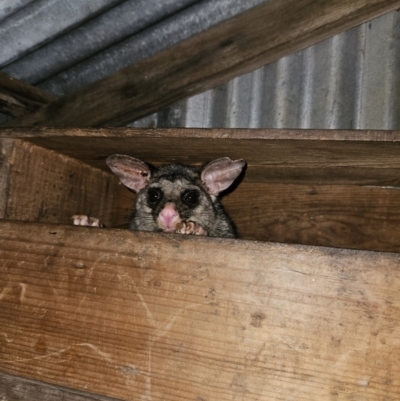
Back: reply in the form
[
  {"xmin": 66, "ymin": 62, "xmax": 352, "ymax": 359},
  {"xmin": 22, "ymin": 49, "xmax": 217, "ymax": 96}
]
[
  {"xmin": 225, "ymin": 183, "xmax": 400, "ymax": 252},
  {"xmin": 3, "ymin": 127, "xmax": 400, "ymax": 141},
  {"xmin": 2, "ymin": 128, "xmax": 400, "ymax": 186},
  {"xmin": 2, "ymin": 128, "xmax": 400, "ymax": 253},
  {"xmin": 0, "ymin": 72, "xmax": 55, "ymax": 118},
  {"xmin": 5, "ymin": 0, "xmax": 400, "ymax": 127},
  {"xmin": 3, "ymin": 140, "xmax": 119, "ymax": 227},
  {"xmin": 0, "ymin": 221, "xmax": 399, "ymax": 400},
  {"xmin": 109, "ymin": 182, "xmax": 400, "ymax": 253},
  {"xmin": 0, "ymin": 372, "xmax": 119, "ymax": 401}
]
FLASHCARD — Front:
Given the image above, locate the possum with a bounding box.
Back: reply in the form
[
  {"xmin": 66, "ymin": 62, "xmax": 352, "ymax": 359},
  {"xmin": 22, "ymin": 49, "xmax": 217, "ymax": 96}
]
[{"xmin": 72, "ymin": 155, "xmax": 245, "ymax": 238}]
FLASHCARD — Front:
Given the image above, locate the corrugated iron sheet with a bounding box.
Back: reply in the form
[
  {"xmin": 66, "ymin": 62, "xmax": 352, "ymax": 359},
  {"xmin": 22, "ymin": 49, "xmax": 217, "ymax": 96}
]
[
  {"xmin": 0, "ymin": 1, "xmax": 399, "ymax": 130},
  {"xmin": 0, "ymin": 0, "xmax": 35, "ymax": 23},
  {"xmin": 0, "ymin": 0, "xmax": 126, "ymax": 67},
  {"xmin": 140, "ymin": 10, "xmax": 400, "ymax": 130},
  {"xmin": 1, "ymin": 0, "xmax": 266, "ymax": 95}
]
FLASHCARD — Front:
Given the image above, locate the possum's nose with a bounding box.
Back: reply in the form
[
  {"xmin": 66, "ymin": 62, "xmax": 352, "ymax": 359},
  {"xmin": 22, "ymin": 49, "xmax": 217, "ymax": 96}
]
[{"xmin": 158, "ymin": 202, "xmax": 180, "ymax": 232}]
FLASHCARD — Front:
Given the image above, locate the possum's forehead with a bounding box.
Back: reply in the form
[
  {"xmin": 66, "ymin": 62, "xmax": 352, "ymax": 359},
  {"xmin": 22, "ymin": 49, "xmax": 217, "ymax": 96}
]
[
  {"xmin": 146, "ymin": 165, "xmax": 202, "ymax": 199},
  {"xmin": 154, "ymin": 164, "xmax": 199, "ymax": 181},
  {"xmin": 149, "ymin": 178, "xmax": 198, "ymax": 198}
]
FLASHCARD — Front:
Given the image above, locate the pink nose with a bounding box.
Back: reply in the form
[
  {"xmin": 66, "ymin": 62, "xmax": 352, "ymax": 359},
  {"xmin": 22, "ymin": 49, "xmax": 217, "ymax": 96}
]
[{"xmin": 158, "ymin": 203, "xmax": 179, "ymax": 230}]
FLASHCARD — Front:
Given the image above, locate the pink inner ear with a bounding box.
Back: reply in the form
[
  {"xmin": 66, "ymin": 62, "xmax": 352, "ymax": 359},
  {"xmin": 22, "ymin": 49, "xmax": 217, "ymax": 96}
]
[
  {"xmin": 106, "ymin": 155, "xmax": 151, "ymax": 192},
  {"xmin": 201, "ymin": 157, "xmax": 245, "ymax": 195}
]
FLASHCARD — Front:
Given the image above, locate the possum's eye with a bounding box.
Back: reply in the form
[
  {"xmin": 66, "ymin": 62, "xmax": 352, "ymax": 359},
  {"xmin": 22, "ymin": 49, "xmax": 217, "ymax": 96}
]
[
  {"xmin": 148, "ymin": 188, "xmax": 162, "ymax": 205},
  {"xmin": 182, "ymin": 190, "xmax": 199, "ymax": 206}
]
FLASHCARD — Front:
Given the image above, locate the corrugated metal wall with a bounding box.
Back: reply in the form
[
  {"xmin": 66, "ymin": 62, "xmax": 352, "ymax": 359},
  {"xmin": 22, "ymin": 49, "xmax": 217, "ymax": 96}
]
[
  {"xmin": 1, "ymin": 1, "xmax": 399, "ymax": 130},
  {"xmin": 0, "ymin": 0, "xmax": 265, "ymax": 94},
  {"xmin": 140, "ymin": 10, "xmax": 400, "ymax": 130}
]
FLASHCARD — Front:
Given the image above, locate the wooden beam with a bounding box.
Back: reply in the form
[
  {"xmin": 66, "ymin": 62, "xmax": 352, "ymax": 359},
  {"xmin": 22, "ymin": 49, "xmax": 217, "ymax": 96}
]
[
  {"xmin": 0, "ymin": 72, "xmax": 55, "ymax": 118},
  {"xmin": 111, "ymin": 181, "xmax": 400, "ymax": 253},
  {"xmin": 3, "ymin": 126, "xmax": 400, "ymax": 141},
  {"xmin": 1, "ymin": 221, "xmax": 399, "ymax": 400},
  {"xmin": 2, "ymin": 139, "xmax": 120, "ymax": 227},
  {"xmin": 2, "ymin": 127, "xmax": 400, "ymax": 186},
  {"xmin": 0, "ymin": 372, "xmax": 119, "ymax": 401},
  {"xmin": 0, "ymin": 138, "xmax": 15, "ymax": 218},
  {"xmin": 225, "ymin": 182, "xmax": 400, "ymax": 252},
  {"xmin": 5, "ymin": 0, "xmax": 400, "ymax": 127},
  {"xmin": 2, "ymin": 128, "xmax": 400, "ymax": 252}
]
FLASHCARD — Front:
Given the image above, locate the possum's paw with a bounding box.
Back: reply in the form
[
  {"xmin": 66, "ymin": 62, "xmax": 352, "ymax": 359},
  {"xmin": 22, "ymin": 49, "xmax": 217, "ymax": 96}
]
[
  {"xmin": 175, "ymin": 221, "xmax": 207, "ymax": 236},
  {"xmin": 71, "ymin": 215, "xmax": 104, "ymax": 227}
]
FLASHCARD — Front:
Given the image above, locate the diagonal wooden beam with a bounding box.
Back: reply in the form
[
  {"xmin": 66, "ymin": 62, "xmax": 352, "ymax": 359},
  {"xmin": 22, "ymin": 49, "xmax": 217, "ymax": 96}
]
[
  {"xmin": 0, "ymin": 72, "xmax": 55, "ymax": 118},
  {"xmin": 5, "ymin": 0, "xmax": 400, "ymax": 127}
]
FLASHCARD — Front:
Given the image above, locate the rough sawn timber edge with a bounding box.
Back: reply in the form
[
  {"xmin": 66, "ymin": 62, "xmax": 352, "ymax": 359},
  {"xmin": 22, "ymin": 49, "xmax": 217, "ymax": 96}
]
[{"xmin": 0, "ymin": 220, "xmax": 399, "ymax": 400}]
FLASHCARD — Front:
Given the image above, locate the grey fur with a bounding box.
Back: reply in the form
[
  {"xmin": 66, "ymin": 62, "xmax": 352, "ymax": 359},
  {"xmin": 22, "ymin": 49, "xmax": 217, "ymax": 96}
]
[{"xmin": 107, "ymin": 156, "xmax": 245, "ymax": 238}]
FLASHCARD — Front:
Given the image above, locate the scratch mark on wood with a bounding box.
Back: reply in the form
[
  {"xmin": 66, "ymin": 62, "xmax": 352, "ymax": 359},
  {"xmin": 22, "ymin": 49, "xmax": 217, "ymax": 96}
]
[
  {"xmin": 119, "ymin": 268, "xmax": 154, "ymax": 321},
  {"xmin": 72, "ymin": 255, "xmax": 106, "ymax": 318},
  {"xmin": 76, "ymin": 343, "xmax": 113, "ymax": 363},
  {"xmin": 135, "ymin": 284, "xmax": 153, "ymax": 321},
  {"xmin": 0, "ymin": 345, "xmax": 74, "ymax": 363},
  {"xmin": 0, "ymin": 333, "xmax": 12, "ymax": 343},
  {"xmin": 19, "ymin": 283, "xmax": 27, "ymax": 302},
  {"xmin": 358, "ymin": 377, "xmax": 370, "ymax": 386},
  {"xmin": 153, "ymin": 303, "xmax": 201, "ymax": 341},
  {"xmin": 143, "ymin": 337, "xmax": 153, "ymax": 401},
  {"xmin": 0, "ymin": 287, "xmax": 11, "ymax": 300},
  {"xmin": 0, "ymin": 342, "xmax": 113, "ymax": 364}
]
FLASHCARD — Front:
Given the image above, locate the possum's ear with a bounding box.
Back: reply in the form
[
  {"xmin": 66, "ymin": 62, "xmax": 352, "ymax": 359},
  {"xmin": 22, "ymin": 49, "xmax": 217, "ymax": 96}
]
[
  {"xmin": 201, "ymin": 157, "xmax": 245, "ymax": 195},
  {"xmin": 106, "ymin": 155, "xmax": 151, "ymax": 192}
]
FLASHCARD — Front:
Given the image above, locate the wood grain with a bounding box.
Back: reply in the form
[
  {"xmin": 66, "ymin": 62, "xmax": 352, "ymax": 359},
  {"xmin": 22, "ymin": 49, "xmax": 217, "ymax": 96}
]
[
  {"xmin": 0, "ymin": 372, "xmax": 119, "ymax": 401},
  {"xmin": 225, "ymin": 183, "xmax": 400, "ymax": 252},
  {"xmin": 5, "ymin": 0, "xmax": 400, "ymax": 127},
  {"xmin": 108, "ymin": 182, "xmax": 400, "ymax": 253},
  {"xmin": 3, "ymin": 127, "xmax": 400, "ymax": 141},
  {"xmin": 4, "ymin": 140, "xmax": 119, "ymax": 227},
  {"xmin": 0, "ymin": 220, "xmax": 399, "ymax": 400},
  {"xmin": 0, "ymin": 138, "xmax": 15, "ymax": 218},
  {"xmin": 2, "ymin": 128, "xmax": 399, "ymax": 253},
  {"xmin": 2, "ymin": 128, "xmax": 400, "ymax": 252},
  {"xmin": 2, "ymin": 127, "xmax": 400, "ymax": 186},
  {"xmin": 0, "ymin": 72, "xmax": 55, "ymax": 118}
]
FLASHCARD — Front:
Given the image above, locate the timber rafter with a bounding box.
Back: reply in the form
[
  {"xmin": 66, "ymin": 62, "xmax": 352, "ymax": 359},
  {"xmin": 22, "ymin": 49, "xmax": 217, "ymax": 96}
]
[{"xmin": 4, "ymin": 0, "xmax": 400, "ymax": 127}]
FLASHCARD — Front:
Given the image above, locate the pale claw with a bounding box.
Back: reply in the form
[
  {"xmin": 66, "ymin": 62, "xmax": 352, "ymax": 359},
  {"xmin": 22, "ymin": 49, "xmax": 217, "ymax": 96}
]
[
  {"xmin": 71, "ymin": 215, "xmax": 104, "ymax": 227},
  {"xmin": 175, "ymin": 221, "xmax": 207, "ymax": 236}
]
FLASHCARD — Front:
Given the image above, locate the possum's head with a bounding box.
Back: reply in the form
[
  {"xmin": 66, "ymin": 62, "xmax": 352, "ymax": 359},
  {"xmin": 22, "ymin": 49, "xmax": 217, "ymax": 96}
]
[{"xmin": 106, "ymin": 155, "xmax": 245, "ymax": 234}]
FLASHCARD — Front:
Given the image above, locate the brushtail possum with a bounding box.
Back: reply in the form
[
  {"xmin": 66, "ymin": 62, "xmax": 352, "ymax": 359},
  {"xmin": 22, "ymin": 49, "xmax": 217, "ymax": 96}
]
[{"xmin": 73, "ymin": 155, "xmax": 245, "ymax": 238}]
